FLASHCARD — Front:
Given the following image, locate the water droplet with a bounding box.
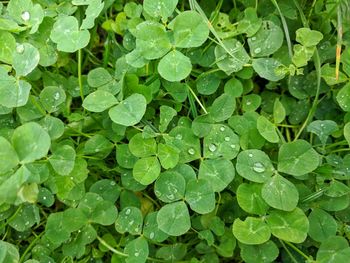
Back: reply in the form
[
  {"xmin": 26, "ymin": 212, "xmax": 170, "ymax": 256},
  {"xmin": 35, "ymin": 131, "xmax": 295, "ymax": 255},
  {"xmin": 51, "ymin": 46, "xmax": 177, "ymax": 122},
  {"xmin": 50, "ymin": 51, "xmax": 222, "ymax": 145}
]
[
  {"xmin": 251, "ymin": 37, "xmax": 256, "ymax": 41},
  {"xmin": 129, "ymin": 220, "xmax": 134, "ymax": 225},
  {"xmin": 16, "ymin": 44, "xmax": 24, "ymax": 54},
  {"xmin": 253, "ymin": 162, "xmax": 265, "ymax": 173},
  {"xmin": 21, "ymin": 11, "xmax": 30, "ymax": 21},
  {"xmin": 155, "ymin": 190, "xmax": 162, "ymax": 196},
  {"xmin": 150, "ymin": 232, "xmax": 155, "ymax": 239},
  {"xmin": 43, "ymin": 196, "xmax": 47, "ymax": 200},
  {"xmin": 220, "ymin": 126, "xmax": 225, "ymax": 131},
  {"xmin": 25, "ymin": 221, "xmax": 30, "ymax": 225},
  {"xmin": 246, "ymin": 100, "xmax": 251, "ymax": 106},
  {"xmin": 134, "ymin": 227, "xmax": 139, "ymax": 232},
  {"xmin": 176, "ymin": 134, "xmax": 182, "ymax": 140},
  {"xmin": 54, "ymin": 92, "xmax": 60, "ymax": 100},
  {"xmin": 224, "ymin": 136, "xmax": 230, "ymax": 142},
  {"xmin": 70, "ymin": 176, "xmax": 74, "ymax": 180},
  {"xmin": 188, "ymin": 148, "xmax": 195, "ymax": 155},
  {"xmin": 125, "ymin": 208, "xmax": 131, "ymax": 215},
  {"xmin": 230, "ymin": 144, "xmax": 236, "ymax": 148},
  {"xmin": 110, "ymin": 181, "xmax": 116, "ymax": 186},
  {"xmin": 134, "ymin": 252, "xmax": 140, "ymax": 257},
  {"xmin": 209, "ymin": 144, "xmax": 217, "ymax": 152},
  {"xmin": 254, "ymin": 47, "xmax": 261, "ymax": 54},
  {"xmin": 167, "ymin": 194, "xmax": 174, "ymax": 200},
  {"xmin": 248, "ymin": 153, "xmax": 253, "ymax": 158}
]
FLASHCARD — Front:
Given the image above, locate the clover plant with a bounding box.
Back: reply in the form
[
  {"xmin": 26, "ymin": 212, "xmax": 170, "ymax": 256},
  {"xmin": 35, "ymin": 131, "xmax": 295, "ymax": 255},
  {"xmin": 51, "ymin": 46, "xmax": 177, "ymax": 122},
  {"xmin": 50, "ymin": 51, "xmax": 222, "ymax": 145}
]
[{"xmin": 1, "ymin": 0, "xmax": 350, "ymax": 262}]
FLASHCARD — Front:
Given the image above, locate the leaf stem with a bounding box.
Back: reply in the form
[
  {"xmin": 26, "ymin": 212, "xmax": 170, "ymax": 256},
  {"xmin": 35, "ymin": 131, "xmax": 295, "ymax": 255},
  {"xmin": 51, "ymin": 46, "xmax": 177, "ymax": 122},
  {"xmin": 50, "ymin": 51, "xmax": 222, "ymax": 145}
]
[
  {"xmin": 78, "ymin": 49, "xmax": 84, "ymax": 101},
  {"xmin": 187, "ymin": 85, "xmax": 208, "ymax": 114},
  {"xmin": 97, "ymin": 236, "xmax": 128, "ymax": 257},
  {"xmin": 279, "ymin": 240, "xmax": 299, "ymax": 263},
  {"xmin": 19, "ymin": 231, "xmax": 44, "ymax": 263},
  {"xmin": 284, "ymin": 241, "xmax": 313, "ymax": 261}
]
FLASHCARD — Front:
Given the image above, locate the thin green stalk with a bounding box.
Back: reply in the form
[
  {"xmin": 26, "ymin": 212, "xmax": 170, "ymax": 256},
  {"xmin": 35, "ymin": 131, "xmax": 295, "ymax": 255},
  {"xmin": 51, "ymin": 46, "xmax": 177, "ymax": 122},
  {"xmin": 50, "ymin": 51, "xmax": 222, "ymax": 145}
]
[
  {"xmin": 187, "ymin": 85, "xmax": 208, "ymax": 114},
  {"xmin": 78, "ymin": 49, "xmax": 84, "ymax": 101},
  {"xmin": 285, "ymin": 241, "xmax": 313, "ymax": 261},
  {"xmin": 0, "ymin": 205, "xmax": 22, "ymax": 231},
  {"xmin": 97, "ymin": 236, "xmax": 128, "ymax": 257},
  {"xmin": 336, "ymin": 4, "xmax": 343, "ymax": 80},
  {"xmin": 19, "ymin": 232, "xmax": 44, "ymax": 263},
  {"xmin": 271, "ymin": 0, "xmax": 293, "ymax": 59},
  {"xmin": 279, "ymin": 240, "xmax": 299, "ymax": 263}
]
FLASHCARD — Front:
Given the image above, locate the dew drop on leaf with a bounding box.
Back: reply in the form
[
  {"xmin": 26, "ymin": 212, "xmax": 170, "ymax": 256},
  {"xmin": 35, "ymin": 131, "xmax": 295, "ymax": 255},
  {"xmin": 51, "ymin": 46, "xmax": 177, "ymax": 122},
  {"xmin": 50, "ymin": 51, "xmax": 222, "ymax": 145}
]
[
  {"xmin": 21, "ymin": 11, "xmax": 30, "ymax": 21},
  {"xmin": 188, "ymin": 148, "xmax": 195, "ymax": 155},
  {"xmin": 176, "ymin": 134, "xmax": 183, "ymax": 140},
  {"xmin": 125, "ymin": 208, "xmax": 131, "ymax": 215},
  {"xmin": 248, "ymin": 153, "xmax": 253, "ymax": 158},
  {"xmin": 224, "ymin": 136, "xmax": 230, "ymax": 142},
  {"xmin": 220, "ymin": 126, "xmax": 225, "ymax": 131},
  {"xmin": 16, "ymin": 44, "xmax": 25, "ymax": 54},
  {"xmin": 150, "ymin": 232, "xmax": 155, "ymax": 239},
  {"xmin": 254, "ymin": 47, "xmax": 261, "ymax": 54},
  {"xmin": 253, "ymin": 162, "xmax": 265, "ymax": 173},
  {"xmin": 166, "ymin": 194, "xmax": 174, "ymax": 200},
  {"xmin": 209, "ymin": 144, "xmax": 217, "ymax": 152}
]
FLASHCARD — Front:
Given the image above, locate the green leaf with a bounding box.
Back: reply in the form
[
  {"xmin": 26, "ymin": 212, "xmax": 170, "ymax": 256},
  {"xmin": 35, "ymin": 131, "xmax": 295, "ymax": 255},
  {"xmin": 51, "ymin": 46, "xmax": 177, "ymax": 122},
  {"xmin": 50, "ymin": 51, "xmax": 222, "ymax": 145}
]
[
  {"xmin": 237, "ymin": 7, "xmax": 262, "ymax": 37},
  {"xmin": 214, "ymin": 38, "xmax": 250, "ymax": 75},
  {"xmin": 232, "ymin": 217, "xmax": 271, "ymax": 245},
  {"xmin": 261, "ymin": 174, "xmax": 299, "ymax": 211},
  {"xmin": 6, "ymin": 0, "xmax": 44, "ymax": 33},
  {"xmin": 278, "ymin": 139, "xmax": 319, "ymax": 176},
  {"xmin": 203, "ymin": 124, "xmax": 240, "ymax": 160},
  {"xmin": 143, "ymin": 0, "xmax": 178, "ymax": 19},
  {"xmin": 344, "ymin": 122, "xmax": 350, "ymax": 146},
  {"xmin": 129, "ymin": 133, "xmax": 157, "ymax": 157},
  {"xmin": 242, "ymin": 94, "xmax": 261, "ymax": 112},
  {"xmin": 185, "ymin": 178, "xmax": 215, "ymax": 214},
  {"xmin": 157, "ymin": 143, "xmax": 180, "ymax": 169},
  {"xmin": 13, "ymin": 43, "xmax": 40, "ymax": 76},
  {"xmin": 158, "ymin": 50, "xmax": 192, "ymax": 82},
  {"xmin": 143, "ymin": 212, "xmax": 169, "ymax": 242},
  {"xmin": 248, "ymin": 20, "xmax": 283, "ymax": 57},
  {"xmin": 109, "ymin": 93, "xmax": 147, "ymax": 126},
  {"xmin": 83, "ymin": 134, "xmax": 114, "ymax": 158},
  {"xmin": 9, "ymin": 204, "xmax": 40, "ymax": 231},
  {"xmin": 49, "ymin": 145, "xmax": 76, "ymax": 175},
  {"xmin": 89, "ymin": 179, "xmax": 121, "ymax": 203},
  {"xmin": 0, "ymin": 67, "xmax": 31, "ymax": 108},
  {"xmin": 50, "ymin": 16, "xmax": 90, "ymax": 53},
  {"xmin": 266, "ymin": 208, "xmax": 309, "ymax": 243},
  {"xmin": 321, "ymin": 63, "xmax": 348, "ymax": 85},
  {"xmin": 124, "ymin": 237, "xmax": 149, "ymax": 263},
  {"xmin": 198, "ymin": 158, "xmax": 235, "ymax": 192},
  {"xmin": 172, "ymin": 11, "xmax": 209, "ymax": 48},
  {"xmin": 83, "ymin": 90, "xmax": 118, "ymax": 112},
  {"xmin": 257, "ymin": 116, "xmax": 279, "ymax": 143},
  {"xmin": 209, "ymin": 93, "xmax": 236, "ymax": 122},
  {"xmin": 308, "ymin": 208, "xmax": 337, "ymax": 242},
  {"xmin": 196, "ymin": 72, "xmax": 221, "ymax": 95},
  {"xmin": 80, "ymin": 0, "xmax": 104, "ymax": 30},
  {"xmin": 240, "ymin": 241, "xmax": 279, "ymax": 263},
  {"xmin": 116, "ymin": 144, "xmax": 139, "ymax": 169},
  {"xmin": 236, "ymin": 183, "xmax": 269, "ymax": 215},
  {"xmin": 133, "ymin": 157, "xmax": 161, "ymax": 185},
  {"xmin": 12, "ymin": 122, "xmax": 51, "ymax": 163},
  {"xmin": 154, "ymin": 171, "xmax": 186, "ymax": 203},
  {"xmin": 0, "ymin": 31, "xmax": 16, "ymax": 64},
  {"xmin": 307, "ymin": 120, "xmax": 338, "ymax": 145},
  {"xmin": 39, "ymin": 86, "xmax": 66, "ymax": 113},
  {"xmin": 115, "ymin": 206, "xmax": 143, "ymax": 235},
  {"xmin": 157, "ymin": 201, "xmax": 191, "ymax": 236},
  {"xmin": 296, "ymin": 28, "xmax": 323, "ymax": 47},
  {"xmin": 87, "ymin": 67, "xmax": 114, "ymax": 87},
  {"xmin": 134, "ymin": 21, "xmax": 171, "ymax": 59},
  {"xmin": 0, "ymin": 136, "xmax": 19, "ymax": 174},
  {"xmin": 337, "ymin": 83, "xmax": 350, "ymax": 112},
  {"xmin": 273, "ymin": 99, "xmax": 286, "ymax": 124},
  {"xmin": 159, "ymin": 105, "xmax": 177, "ymax": 133},
  {"xmin": 316, "ymin": 236, "xmax": 350, "ymax": 263},
  {"xmin": 0, "ymin": 241, "xmax": 19, "ymax": 263},
  {"xmin": 252, "ymin": 58, "xmax": 285, "ymax": 82},
  {"xmin": 236, "ymin": 149, "xmax": 274, "ymax": 183}
]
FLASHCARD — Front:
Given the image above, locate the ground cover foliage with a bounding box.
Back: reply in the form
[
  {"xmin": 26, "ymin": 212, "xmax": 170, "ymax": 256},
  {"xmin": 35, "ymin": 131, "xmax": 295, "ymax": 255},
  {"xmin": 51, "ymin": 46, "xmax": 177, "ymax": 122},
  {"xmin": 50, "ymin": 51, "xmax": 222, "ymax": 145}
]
[{"xmin": 0, "ymin": 0, "xmax": 350, "ymax": 262}]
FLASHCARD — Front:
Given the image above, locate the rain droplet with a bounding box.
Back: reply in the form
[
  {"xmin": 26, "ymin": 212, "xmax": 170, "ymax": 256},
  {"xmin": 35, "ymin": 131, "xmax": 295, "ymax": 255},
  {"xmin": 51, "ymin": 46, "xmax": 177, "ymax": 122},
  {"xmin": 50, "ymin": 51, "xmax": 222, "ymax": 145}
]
[
  {"xmin": 246, "ymin": 100, "xmax": 252, "ymax": 106},
  {"xmin": 253, "ymin": 162, "xmax": 265, "ymax": 173},
  {"xmin": 155, "ymin": 190, "xmax": 162, "ymax": 196},
  {"xmin": 167, "ymin": 194, "xmax": 174, "ymax": 200},
  {"xmin": 54, "ymin": 92, "xmax": 60, "ymax": 100},
  {"xmin": 16, "ymin": 44, "xmax": 25, "ymax": 54},
  {"xmin": 43, "ymin": 196, "xmax": 47, "ymax": 200},
  {"xmin": 134, "ymin": 252, "xmax": 140, "ymax": 257},
  {"xmin": 251, "ymin": 37, "xmax": 256, "ymax": 41},
  {"xmin": 209, "ymin": 144, "xmax": 217, "ymax": 152},
  {"xmin": 248, "ymin": 153, "xmax": 253, "ymax": 158},
  {"xmin": 21, "ymin": 11, "xmax": 30, "ymax": 21},
  {"xmin": 230, "ymin": 144, "xmax": 236, "ymax": 148},
  {"xmin": 125, "ymin": 208, "xmax": 131, "ymax": 215},
  {"xmin": 110, "ymin": 181, "xmax": 116, "ymax": 186},
  {"xmin": 134, "ymin": 227, "xmax": 139, "ymax": 232},
  {"xmin": 150, "ymin": 232, "xmax": 155, "ymax": 239},
  {"xmin": 220, "ymin": 126, "xmax": 225, "ymax": 131},
  {"xmin": 176, "ymin": 134, "xmax": 182, "ymax": 140},
  {"xmin": 224, "ymin": 136, "xmax": 230, "ymax": 142},
  {"xmin": 254, "ymin": 48, "xmax": 261, "ymax": 54},
  {"xmin": 188, "ymin": 148, "xmax": 195, "ymax": 155}
]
